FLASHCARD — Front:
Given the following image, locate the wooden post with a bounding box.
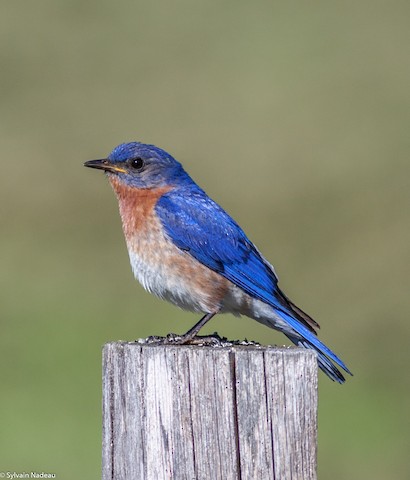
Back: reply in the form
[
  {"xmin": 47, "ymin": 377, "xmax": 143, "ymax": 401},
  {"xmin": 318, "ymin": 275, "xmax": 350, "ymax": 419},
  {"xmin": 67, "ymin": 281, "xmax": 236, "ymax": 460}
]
[{"xmin": 102, "ymin": 341, "xmax": 318, "ymax": 480}]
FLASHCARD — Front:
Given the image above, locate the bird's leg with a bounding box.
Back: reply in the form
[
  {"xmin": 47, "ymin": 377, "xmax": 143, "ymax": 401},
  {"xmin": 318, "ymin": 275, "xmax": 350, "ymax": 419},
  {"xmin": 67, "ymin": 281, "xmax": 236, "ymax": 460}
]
[
  {"xmin": 144, "ymin": 312, "xmax": 222, "ymax": 346},
  {"xmin": 179, "ymin": 311, "xmax": 218, "ymax": 344}
]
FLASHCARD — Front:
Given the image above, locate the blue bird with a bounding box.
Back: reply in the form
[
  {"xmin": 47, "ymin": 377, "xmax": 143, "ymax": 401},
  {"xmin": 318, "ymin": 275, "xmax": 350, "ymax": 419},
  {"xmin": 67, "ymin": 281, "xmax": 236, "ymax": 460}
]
[{"xmin": 85, "ymin": 142, "xmax": 352, "ymax": 383}]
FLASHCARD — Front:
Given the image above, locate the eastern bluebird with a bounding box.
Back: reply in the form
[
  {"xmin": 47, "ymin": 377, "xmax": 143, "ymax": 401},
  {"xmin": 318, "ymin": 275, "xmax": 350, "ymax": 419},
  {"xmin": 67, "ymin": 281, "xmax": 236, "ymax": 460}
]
[{"xmin": 85, "ymin": 142, "xmax": 352, "ymax": 383}]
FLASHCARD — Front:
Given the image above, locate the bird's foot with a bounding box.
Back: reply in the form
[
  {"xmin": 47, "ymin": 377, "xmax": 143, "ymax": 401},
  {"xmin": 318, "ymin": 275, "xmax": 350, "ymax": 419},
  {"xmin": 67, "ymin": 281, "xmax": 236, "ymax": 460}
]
[
  {"xmin": 180, "ymin": 332, "xmax": 228, "ymax": 346},
  {"xmin": 140, "ymin": 332, "xmax": 226, "ymax": 346},
  {"xmin": 138, "ymin": 333, "xmax": 261, "ymax": 348},
  {"xmin": 139, "ymin": 334, "xmax": 178, "ymax": 344}
]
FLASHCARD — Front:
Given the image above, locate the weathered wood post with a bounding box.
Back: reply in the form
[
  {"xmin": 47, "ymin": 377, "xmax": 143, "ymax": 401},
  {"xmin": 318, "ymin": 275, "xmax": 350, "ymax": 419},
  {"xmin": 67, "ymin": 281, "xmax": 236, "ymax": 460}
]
[{"xmin": 102, "ymin": 341, "xmax": 318, "ymax": 480}]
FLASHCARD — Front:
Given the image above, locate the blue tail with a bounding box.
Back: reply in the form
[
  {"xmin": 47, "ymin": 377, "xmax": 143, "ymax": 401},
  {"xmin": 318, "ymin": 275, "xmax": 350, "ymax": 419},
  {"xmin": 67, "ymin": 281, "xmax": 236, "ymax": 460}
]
[{"xmin": 279, "ymin": 310, "xmax": 352, "ymax": 384}]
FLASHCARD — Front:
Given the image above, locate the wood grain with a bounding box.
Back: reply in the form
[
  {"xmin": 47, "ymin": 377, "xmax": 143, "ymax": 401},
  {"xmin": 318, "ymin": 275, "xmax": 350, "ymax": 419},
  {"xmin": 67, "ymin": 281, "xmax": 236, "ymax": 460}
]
[{"xmin": 102, "ymin": 342, "xmax": 318, "ymax": 480}]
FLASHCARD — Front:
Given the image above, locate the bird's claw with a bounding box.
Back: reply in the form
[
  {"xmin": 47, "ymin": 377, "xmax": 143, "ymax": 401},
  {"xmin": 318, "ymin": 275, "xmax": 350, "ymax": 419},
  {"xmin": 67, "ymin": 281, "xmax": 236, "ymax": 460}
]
[
  {"xmin": 137, "ymin": 333, "xmax": 262, "ymax": 348},
  {"xmin": 139, "ymin": 332, "xmax": 225, "ymax": 346}
]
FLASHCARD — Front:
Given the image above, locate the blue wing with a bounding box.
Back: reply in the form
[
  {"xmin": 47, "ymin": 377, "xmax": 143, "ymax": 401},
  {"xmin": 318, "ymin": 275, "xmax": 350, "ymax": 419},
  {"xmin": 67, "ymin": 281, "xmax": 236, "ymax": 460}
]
[
  {"xmin": 155, "ymin": 187, "xmax": 351, "ymax": 382},
  {"xmin": 156, "ymin": 188, "xmax": 280, "ymax": 301}
]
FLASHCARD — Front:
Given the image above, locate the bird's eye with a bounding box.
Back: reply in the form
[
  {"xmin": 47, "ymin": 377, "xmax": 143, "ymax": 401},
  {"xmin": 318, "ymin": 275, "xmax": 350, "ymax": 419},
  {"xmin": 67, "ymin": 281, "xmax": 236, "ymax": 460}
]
[{"xmin": 129, "ymin": 157, "xmax": 144, "ymax": 170}]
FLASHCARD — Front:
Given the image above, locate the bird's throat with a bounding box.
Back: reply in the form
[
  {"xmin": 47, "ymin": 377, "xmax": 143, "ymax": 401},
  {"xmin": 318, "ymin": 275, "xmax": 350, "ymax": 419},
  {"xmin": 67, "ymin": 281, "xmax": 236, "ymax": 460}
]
[{"xmin": 108, "ymin": 176, "xmax": 171, "ymax": 239}]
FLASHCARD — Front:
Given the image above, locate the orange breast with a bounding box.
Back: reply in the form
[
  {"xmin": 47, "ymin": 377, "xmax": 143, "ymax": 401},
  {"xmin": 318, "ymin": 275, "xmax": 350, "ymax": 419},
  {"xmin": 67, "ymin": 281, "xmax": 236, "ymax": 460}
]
[
  {"xmin": 109, "ymin": 177, "xmax": 172, "ymax": 238},
  {"xmin": 108, "ymin": 176, "xmax": 230, "ymax": 313}
]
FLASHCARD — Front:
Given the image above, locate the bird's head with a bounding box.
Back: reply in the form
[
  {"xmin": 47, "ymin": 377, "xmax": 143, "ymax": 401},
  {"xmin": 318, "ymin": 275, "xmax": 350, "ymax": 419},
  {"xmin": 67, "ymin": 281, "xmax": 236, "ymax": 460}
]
[{"xmin": 84, "ymin": 142, "xmax": 191, "ymax": 189}]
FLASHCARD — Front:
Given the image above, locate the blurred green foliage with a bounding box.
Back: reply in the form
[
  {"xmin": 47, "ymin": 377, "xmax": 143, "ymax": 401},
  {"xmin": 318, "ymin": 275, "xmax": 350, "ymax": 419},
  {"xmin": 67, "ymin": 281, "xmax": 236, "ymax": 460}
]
[{"xmin": 1, "ymin": 1, "xmax": 409, "ymax": 478}]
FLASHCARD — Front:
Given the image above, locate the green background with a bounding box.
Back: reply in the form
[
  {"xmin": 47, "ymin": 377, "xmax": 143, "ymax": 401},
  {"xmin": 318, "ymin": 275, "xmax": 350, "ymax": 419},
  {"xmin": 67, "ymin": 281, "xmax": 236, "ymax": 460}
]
[{"xmin": 1, "ymin": 1, "xmax": 409, "ymax": 478}]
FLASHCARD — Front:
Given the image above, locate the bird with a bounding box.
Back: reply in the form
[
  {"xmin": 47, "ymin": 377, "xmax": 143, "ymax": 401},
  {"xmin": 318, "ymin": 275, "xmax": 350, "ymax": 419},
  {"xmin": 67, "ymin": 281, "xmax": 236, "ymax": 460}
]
[{"xmin": 84, "ymin": 141, "xmax": 352, "ymax": 383}]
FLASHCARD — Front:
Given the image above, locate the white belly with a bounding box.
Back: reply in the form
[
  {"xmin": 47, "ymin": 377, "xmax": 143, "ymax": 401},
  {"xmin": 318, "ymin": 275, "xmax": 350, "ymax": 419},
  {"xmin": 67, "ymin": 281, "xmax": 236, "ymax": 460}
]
[{"xmin": 128, "ymin": 249, "xmax": 207, "ymax": 313}]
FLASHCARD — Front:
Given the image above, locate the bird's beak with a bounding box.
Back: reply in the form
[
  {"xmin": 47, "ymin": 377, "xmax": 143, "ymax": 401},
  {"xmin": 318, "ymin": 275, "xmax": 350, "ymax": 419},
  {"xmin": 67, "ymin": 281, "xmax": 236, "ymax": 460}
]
[{"xmin": 84, "ymin": 159, "xmax": 127, "ymax": 174}]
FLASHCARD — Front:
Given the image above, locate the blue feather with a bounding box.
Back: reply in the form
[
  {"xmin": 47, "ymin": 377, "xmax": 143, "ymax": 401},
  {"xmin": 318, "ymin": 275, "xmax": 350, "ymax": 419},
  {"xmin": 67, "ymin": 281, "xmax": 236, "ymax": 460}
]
[{"xmin": 156, "ymin": 186, "xmax": 352, "ymax": 382}]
